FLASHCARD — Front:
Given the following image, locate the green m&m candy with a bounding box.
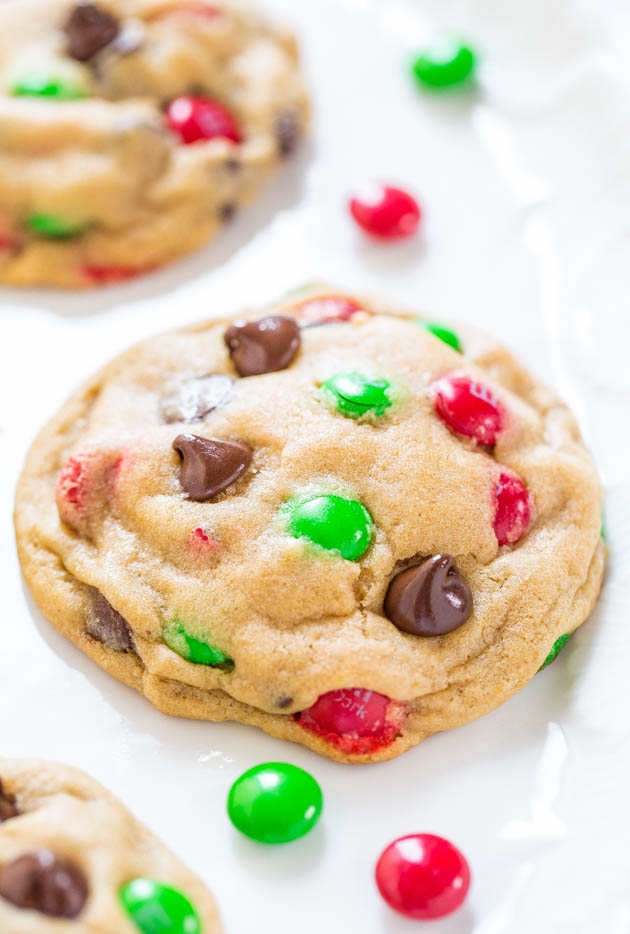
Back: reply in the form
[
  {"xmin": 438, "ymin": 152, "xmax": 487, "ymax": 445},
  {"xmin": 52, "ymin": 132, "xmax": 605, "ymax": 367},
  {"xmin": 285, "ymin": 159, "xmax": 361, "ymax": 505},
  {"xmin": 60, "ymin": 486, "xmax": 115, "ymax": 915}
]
[
  {"xmin": 412, "ymin": 37, "xmax": 476, "ymax": 89},
  {"xmin": 163, "ymin": 621, "xmax": 232, "ymax": 668},
  {"xmin": 539, "ymin": 633, "xmax": 571, "ymax": 671},
  {"xmin": 285, "ymin": 494, "xmax": 373, "ymax": 560},
  {"xmin": 417, "ymin": 320, "xmax": 462, "ymax": 353},
  {"xmin": 321, "ymin": 371, "xmax": 393, "ymax": 419},
  {"xmin": 119, "ymin": 878, "xmax": 201, "ymax": 934},
  {"xmin": 12, "ymin": 74, "xmax": 86, "ymax": 99},
  {"xmin": 227, "ymin": 762, "xmax": 323, "ymax": 844},
  {"xmin": 27, "ymin": 213, "xmax": 90, "ymax": 239}
]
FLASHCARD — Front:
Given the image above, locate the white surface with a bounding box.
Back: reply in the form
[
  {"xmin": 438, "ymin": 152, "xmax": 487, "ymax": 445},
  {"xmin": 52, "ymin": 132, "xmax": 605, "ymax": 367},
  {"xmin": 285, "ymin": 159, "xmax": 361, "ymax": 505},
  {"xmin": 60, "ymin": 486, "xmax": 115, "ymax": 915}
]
[{"xmin": 1, "ymin": 0, "xmax": 629, "ymax": 931}]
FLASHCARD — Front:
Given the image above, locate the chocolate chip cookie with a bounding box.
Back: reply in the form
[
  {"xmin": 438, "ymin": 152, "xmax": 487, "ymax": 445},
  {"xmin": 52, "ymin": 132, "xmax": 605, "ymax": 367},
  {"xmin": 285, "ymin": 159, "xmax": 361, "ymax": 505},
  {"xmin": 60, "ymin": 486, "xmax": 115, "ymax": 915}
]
[
  {"xmin": 14, "ymin": 286, "xmax": 606, "ymax": 763},
  {"xmin": 0, "ymin": 0, "xmax": 308, "ymax": 287},
  {"xmin": 0, "ymin": 757, "xmax": 221, "ymax": 931}
]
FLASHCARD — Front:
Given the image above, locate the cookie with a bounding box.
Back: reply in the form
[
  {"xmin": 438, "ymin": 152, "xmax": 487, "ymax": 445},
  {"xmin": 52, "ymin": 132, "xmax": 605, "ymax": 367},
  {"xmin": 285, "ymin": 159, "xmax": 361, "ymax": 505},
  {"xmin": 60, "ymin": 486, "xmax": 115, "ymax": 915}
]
[
  {"xmin": 14, "ymin": 286, "xmax": 606, "ymax": 763},
  {"xmin": 0, "ymin": 757, "xmax": 221, "ymax": 931},
  {"xmin": 0, "ymin": 0, "xmax": 308, "ymax": 287}
]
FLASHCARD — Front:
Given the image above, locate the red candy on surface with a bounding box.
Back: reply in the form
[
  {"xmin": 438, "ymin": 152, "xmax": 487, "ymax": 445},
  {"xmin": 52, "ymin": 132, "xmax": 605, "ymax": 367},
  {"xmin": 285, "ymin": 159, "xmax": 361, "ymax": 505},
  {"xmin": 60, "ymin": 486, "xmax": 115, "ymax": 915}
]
[
  {"xmin": 432, "ymin": 372, "xmax": 504, "ymax": 446},
  {"xmin": 56, "ymin": 448, "xmax": 122, "ymax": 533},
  {"xmin": 376, "ymin": 833, "xmax": 471, "ymax": 920},
  {"xmin": 188, "ymin": 526, "xmax": 221, "ymax": 553},
  {"xmin": 293, "ymin": 295, "xmax": 362, "ymax": 325},
  {"xmin": 295, "ymin": 689, "xmax": 405, "ymax": 755},
  {"xmin": 82, "ymin": 265, "xmax": 146, "ymax": 284},
  {"xmin": 493, "ymin": 471, "xmax": 532, "ymax": 546},
  {"xmin": 349, "ymin": 185, "xmax": 420, "ymax": 239},
  {"xmin": 166, "ymin": 95, "xmax": 241, "ymax": 145},
  {"xmin": 0, "ymin": 232, "xmax": 16, "ymax": 251}
]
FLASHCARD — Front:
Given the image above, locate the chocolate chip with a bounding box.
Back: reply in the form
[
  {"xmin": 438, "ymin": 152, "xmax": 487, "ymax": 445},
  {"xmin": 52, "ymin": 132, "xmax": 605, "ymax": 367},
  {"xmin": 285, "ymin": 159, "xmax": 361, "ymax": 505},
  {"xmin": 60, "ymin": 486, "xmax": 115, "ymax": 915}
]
[
  {"xmin": 0, "ymin": 780, "xmax": 18, "ymax": 822},
  {"xmin": 224, "ymin": 316, "xmax": 300, "ymax": 377},
  {"xmin": 220, "ymin": 203, "xmax": 236, "ymax": 222},
  {"xmin": 64, "ymin": 2, "xmax": 120, "ymax": 61},
  {"xmin": 274, "ymin": 112, "xmax": 300, "ymax": 158},
  {"xmin": 225, "ymin": 158, "xmax": 241, "ymax": 173},
  {"xmin": 276, "ymin": 696, "xmax": 293, "ymax": 709},
  {"xmin": 0, "ymin": 851, "xmax": 88, "ymax": 918},
  {"xmin": 384, "ymin": 554, "xmax": 472, "ymax": 637},
  {"xmin": 88, "ymin": 592, "xmax": 135, "ymax": 652},
  {"xmin": 160, "ymin": 374, "xmax": 233, "ymax": 424},
  {"xmin": 173, "ymin": 434, "xmax": 252, "ymax": 501}
]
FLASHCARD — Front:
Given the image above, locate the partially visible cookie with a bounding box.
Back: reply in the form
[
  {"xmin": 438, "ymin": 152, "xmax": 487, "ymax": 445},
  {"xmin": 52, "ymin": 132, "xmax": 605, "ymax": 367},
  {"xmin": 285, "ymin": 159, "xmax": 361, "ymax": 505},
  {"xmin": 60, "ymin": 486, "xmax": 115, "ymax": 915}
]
[
  {"xmin": 0, "ymin": 757, "xmax": 221, "ymax": 932},
  {"xmin": 0, "ymin": 0, "xmax": 308, "ymax": 287}
]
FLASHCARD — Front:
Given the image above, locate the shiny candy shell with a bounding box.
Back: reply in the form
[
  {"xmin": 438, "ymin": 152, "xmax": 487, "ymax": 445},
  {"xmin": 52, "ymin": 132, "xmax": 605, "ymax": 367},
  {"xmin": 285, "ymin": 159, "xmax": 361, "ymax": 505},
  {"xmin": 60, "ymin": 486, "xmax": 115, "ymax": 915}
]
[
  {"xmin": 321, "ymin": 371, "xmax": 393, "ymax": 418},
  {"xmin": 412, "ymin": 37, "xmax": 476, "ymax": 88},
  {"xmin": 493, "ymin": 471, "xmax": 532, "ymax": 546},
  {"xmin": 419, "ymin": 320, "xmax": 462, "ymax": 352},
  {"xmin": 432, "ymin": 372, "xmax": 504, "ymax": 446},
  {"xmin": 166, "ymin": 95, "xmax": 241, "ymax": 144},
  {"xmin": 349, "ymin": 185, "xmax": 420, "ymax": 239},
  {"xmin": 163, "ymin": 621, "xmax": 232, "ymax": 667},
  {"xmin": 119, "ymin": 878, "xmax": 201, "ymax": 934},
  {"xmin": 227, "ymin": 762, "xmax": 323, "ymax": 844},
  {"xmin": 285, "ymin": 494, "xmax": 373, "ymax": 560}
]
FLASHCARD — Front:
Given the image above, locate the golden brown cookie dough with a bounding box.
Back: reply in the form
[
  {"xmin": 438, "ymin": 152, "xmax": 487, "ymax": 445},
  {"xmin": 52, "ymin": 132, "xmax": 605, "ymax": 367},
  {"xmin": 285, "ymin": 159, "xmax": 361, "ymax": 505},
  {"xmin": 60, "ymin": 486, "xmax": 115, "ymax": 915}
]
[
  {"xmin": 14, "ymin": 286, "xmax": 606, "ymax": 762},
  {"xmin": 0, "ymin": 757, "xmax": 221, "ymax": 932},
  {"xmin": 0, "ymin": 0, "xmax": 308, "ymax": 287}
]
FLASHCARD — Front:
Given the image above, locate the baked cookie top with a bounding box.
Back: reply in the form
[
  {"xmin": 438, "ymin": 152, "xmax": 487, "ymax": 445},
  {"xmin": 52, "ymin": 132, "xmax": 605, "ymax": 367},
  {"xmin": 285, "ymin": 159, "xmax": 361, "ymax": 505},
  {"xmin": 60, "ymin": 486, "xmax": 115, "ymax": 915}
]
[
  {"xmin": 15, "ymin": 286, "xmax": 605, "ymax": 762},
  {"xmin": 0, "ymin": 0, "xmax": 308, "ymax": 287},
  {"xmin": 0, "ymin": 757, "xmax": 221, "ymax": 932}
]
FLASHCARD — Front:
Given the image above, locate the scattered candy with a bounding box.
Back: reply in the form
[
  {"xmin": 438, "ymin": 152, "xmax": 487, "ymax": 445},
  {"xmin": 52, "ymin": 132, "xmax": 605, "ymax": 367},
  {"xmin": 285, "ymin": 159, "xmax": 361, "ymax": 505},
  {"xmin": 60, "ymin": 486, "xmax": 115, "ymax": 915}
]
[
  {"xmin": 418, "ymin": 320, "xmax": 462, "ymax": 352},
  {"xmin": 119, "ymin": 879, "xmax": 201, "ymax": 934},
  {"xmin": 321, "ymin": 371, "xmax": 393, "ymax": 419},
  {"xmin": 375, "ymin": 833, "xmax": 470, "ymax": 920},
  {"xmin": 12, "ymin": 75, "xmax": 85, "ymax": 99},
  {"xmin": 27, "ymin": 213, "xmax": 89, "ymax": 239},
  {"xmin": 384, "ymin": 554, "xmax": 472, "ymax": 636},
  {"xmin": 285, "ymin": 494, "xmax": 373, "ymax": 560},
  {"xmin": 296, "ymin": 689, "xmax": 404, "ymax": 754},
  {"xmin": 172, "ymin": 433, "xmax": 252, "ymax": 501},
  {"xmin": 161, "ymin": 374, "xmax": 234, "ymax": 424},
  {"xmin": 64, "ymin": 2, "xmax": 120, "ymax": 61},
  {"xmin": 539, "ymin": 633, "xmax": 570, "ymax": 670},
  {"xmin": 0, "ymin": 851, "xmax": 88, "ymax": 919},
  {"xmin": 0, "ymin": 780, "xmax": 18, "ymax": 822},
  {"xmin": 412, "ymin": 37, "xmax": 476, "ymax": 89},
  {"xmin": 227, "ymin": 762, "xmax": 323, "ymax": 844},
  {"xmin": 88, "ymin": 592, "xmax": 135, "ymax": 652},
  {"xmin": 493, "ymin": 471, "xmax": 532, "ymax": 546},
  {"xmin": 432, "ymin": 372, "xmax": 504, "ymax": 446},
  {"xmin": 224, "ymin": 315, "xmax": 301, "ymax": 377},
  {"xmin": 166, "ymin": 95, "xmax": 241, "ymax": 144},
  {"xmin": 188, "ymin": 526, "xmax": 221, "ymax": 554},
  {"xmin": 349, "ymin": 185, "xmax": 420, "ymax": 239},
  {"xmin": 163, "ymin": 621, "xmax": 232, "ymax": 667},
  {"xmin": 292, "ymin": 295, "xmax": 362, "ymax": 326}
]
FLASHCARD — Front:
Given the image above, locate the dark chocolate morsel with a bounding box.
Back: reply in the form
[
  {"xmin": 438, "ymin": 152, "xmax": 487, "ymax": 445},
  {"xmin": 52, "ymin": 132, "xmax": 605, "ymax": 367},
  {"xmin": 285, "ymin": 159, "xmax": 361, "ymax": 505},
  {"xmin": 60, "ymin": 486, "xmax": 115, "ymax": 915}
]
[
  {"xmin": 224, "ymin": 315, "xmax": 300, "ymax": 377},
  {"xmin": 88, "ymin": 592, "xmax": 135, "ymax": 652},
  {"xmin": 274, "ymin": 112, "xmax": 300, "ymax": 157},
  {"xmin": 276, "ymin": 696, "xmax": 293, "ymax": 709},
  {"xmin": 64, "ymin": 3, "xmax": 120, "ymax": 61},
  {"xmin": 160, "ymin": 374, "xmax": 233, "ymax": 424},
  {"xmin": 173, "ymin": 434, "xmax": 252, "ymax": 501},
  {"xmin": 384, "ymin": 554, "xmax": 472, "ymax": 637},
  {"xmin": 0, "ymin": 780, "xmax": 18, "ymax": 822},
  {"xmin": 220, "ymin": 203, "xmax": 236, "ymax": 222},
  {"xmin": 0, "ymin": 851, "xmax": 88, "ymax": 918}
]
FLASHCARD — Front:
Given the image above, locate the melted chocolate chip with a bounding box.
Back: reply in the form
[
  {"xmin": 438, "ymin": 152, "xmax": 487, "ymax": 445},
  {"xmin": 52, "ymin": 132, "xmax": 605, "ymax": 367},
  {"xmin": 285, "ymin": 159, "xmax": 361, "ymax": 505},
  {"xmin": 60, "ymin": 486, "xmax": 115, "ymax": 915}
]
[
  {"xmin": 173, "ymin": 434, "xmax": 252, "ymax": 501},
  {"xmin": 160, "ymin": 374, "xmax": 233, "ymax": 424},
  {"xmin": 220, "ymin": 203, "xmax": 236, "ymax": 222},
  {"xmin": 88, "ymin": 592, "xmax": 135, "ymax": 652},
  {"xmin": 384, "ymin": 554, "xmax": 472, "ymax": 637},
  {"xmin": 0, "ymin": 780, "xmax": 18, "ymax": 822},
  {"xmin": 224, "ymin": 316, "xmax": 300, "ymax": 377},
  {"xmin": 0, "ymin": 851, "xmax": 88, "ymax": 918},
  {"xmin": 276, "ymin": 696, "xmax": 293, "ymax": 709},
  {"xmin": 64, "ymin": 3, "xmax": 120, "ymax": 61},
  {"xmin": 274, "ymin": 112, "xmax": 300, "ymax": 157}
]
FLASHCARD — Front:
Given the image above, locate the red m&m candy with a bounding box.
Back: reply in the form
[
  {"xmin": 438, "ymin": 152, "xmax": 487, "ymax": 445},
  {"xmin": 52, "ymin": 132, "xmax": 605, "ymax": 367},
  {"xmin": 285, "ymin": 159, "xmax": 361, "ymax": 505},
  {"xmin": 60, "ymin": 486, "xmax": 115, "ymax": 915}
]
[
  {"xmin": 376, "ymin": 833, "xmax": 470, "ymax": 920},
  {"xmin": 349, "ymin": 185, "xmax": 420, "ymax": 239},
  {"xmin": 295, "ymin": 688, "xmax": 405, "ymax": 755},
  {"xmin": 82, "ymin": 265, "xmax": 146, "ymax": 284},
  {"xmin": 493, "ymin": 471, "xmax": 532, "ymax": 545},
  {"xmin": 293, "ymin": 295, "xmax": 362, "ymax": 325},
  {"xmin": 432, "ymin": 372, "xmax": 504, "ymax": 446},
  {"xmin": 166, "ymin": 95, "xmax": 241, "ymax": 145}
]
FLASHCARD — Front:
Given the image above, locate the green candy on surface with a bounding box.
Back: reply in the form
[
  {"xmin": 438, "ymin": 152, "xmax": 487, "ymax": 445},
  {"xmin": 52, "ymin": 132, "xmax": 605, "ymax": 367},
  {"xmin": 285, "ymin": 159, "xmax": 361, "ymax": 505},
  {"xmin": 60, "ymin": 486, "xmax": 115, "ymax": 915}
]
[
  {"xmin": 539, "ymin": 633, "xmax": 571, "ymax": 671},
  {"xmin": 119, "ymin": 878, "xmax": 201, "ymax": 934},
  {"xmin": 417, "ymin": 320, "xmax": 462, "ymax": 353},
  {"xmin": 321, "ymin": 371, "xmax": 393, "ymax": 419},
  {"xmin": 27, "ymin": 212, "xmax": 90, "ymax": 240},
  {"xmin": 12, "ymin": 75, "xmax": 86, "ymax": 99},
  {"xmin": 285, "ymin": 494, "xmax": 373, "ymax": 561},
  {"xmin": 163, "ymin": 621, "xmax": 232, "ymax": 668},
  {"xmin": 227, "ymin": 762, "xmax": 323, "ymax": 844},
  {"xmin": 412, "ymin": 37, "xmax": 476, "ymax": 89}
]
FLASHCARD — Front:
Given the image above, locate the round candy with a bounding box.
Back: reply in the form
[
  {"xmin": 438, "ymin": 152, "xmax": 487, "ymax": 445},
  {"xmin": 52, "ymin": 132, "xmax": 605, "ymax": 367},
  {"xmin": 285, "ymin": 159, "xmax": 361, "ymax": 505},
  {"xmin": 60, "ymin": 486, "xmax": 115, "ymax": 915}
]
[
  {"xmin": 82, "ymin": 264, "xmax": 145, "ymax": 283},
  {"xmin": 119, "ymin": 879, "xmax": 201, "ymax": 934},
  {"xmin": 321, "ymin": 371, "xmax": 392, "ymax": 419},
  {"xmin": 299, "ymin": 689, "xmax": 391, "ymax": 738},
  {"xmin": 285, "ymin": 494, "xmax": 373, "ymax": 560},
  {"xmin": 163, "ymin": 621, "xmax": 232, "ymax": 667},
  {"xmin": 432, "ymin": 372, "xmax": 504, "ymax": 446},
  {"xmin": 539, "ymin": 632, "xmax": 570, "ymax": 670},
  {"xmin": 349, "ymin": 185, "xmax": 420, "ymax": 239},
  {"xmin": 27, "ymin": 213, "xmax": 89, "ymax": 239},
  {"xmin": 493, "ymin": 471, "xmax": 532, "ymax": 546},
  {"xmin": 293, "ymin": 295, "xmax": 362, "ymax": 325},
  {"xmin": 227, "ymin": 762, "xmax": 322, "ymax": 844},
  {"xmin": 375, "ymin": 833, "xmax": 470, "ymax": 920},
  {"xmin": 166, "ymin": 95, "xmax": 241, "ymax": 145},
  {"xmin": 418, "ymin": 320, "xmax": 462, "ymax": 352},
  {"xmin": 412, "ymin": 37, "xmax": 476, "ymax": 89},
  {"xmin": 12, "ymin": 75, "xmax": 85, "ymax": 99}
]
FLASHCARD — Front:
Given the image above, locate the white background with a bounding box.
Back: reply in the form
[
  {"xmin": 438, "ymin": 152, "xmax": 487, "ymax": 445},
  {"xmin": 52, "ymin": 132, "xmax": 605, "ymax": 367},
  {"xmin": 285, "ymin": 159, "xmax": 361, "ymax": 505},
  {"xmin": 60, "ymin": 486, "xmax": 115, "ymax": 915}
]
[{"xmin": 2, "ymin": 0, "xmax": 630, "ymax": 931}]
